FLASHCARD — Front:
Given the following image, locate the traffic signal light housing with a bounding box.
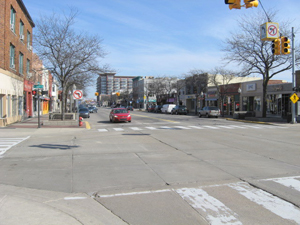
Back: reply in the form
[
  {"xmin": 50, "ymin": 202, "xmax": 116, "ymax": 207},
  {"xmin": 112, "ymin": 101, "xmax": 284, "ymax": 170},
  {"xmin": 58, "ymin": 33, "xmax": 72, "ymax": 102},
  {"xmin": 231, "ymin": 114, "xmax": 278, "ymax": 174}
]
[
  {"xmin": 281, "ymin": 37, "xmax": 291, "ymax": 55},
  {"xmin": 225, "ymin": 0, "xmax": 241, "ymax": 10},
  {"xmin": 32, "ymin": 90, "xmax": 37, "ymax": 97},
  {"xmin": 244, "ymin": 0, "xmax": 258, "ymax": 8},
  {"xmin": 272, "ymin": 38, "xmax": 281, "ymax": 55},
  {"xmin": 95, "ymin": 92, "xmax": 99, "ymax": 96}
]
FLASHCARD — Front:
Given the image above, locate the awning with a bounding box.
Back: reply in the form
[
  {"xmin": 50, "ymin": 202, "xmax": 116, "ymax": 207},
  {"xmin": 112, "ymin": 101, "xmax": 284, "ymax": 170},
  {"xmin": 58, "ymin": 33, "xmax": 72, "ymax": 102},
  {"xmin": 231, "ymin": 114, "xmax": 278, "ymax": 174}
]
[{"xmin": 206, "ymin": 98, "xmax": 218, "ymax": 101}]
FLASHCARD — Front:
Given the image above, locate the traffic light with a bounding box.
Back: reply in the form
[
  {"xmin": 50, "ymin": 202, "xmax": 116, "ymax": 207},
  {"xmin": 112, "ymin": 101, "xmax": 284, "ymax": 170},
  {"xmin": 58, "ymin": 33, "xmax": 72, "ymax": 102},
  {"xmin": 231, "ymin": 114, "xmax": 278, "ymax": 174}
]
[
  {"xmin": 95, "ymin": 92, "xmax": 99, "ymax": 96},
  {"xmin": 272, "ymin": 38, "xmax": 281, "ymax": 55},
  {"xmin": 244, "ymin": 0, "xmax": 258, "ymax": 8},
  {"xmin": 225, "ymin": 0, "xmax": 241, "ymax": 9},
  {"xmin": 116, "ymin": 92, "xmax": 120, "ymax": 97},
  {"xmin": 32, "ymin": 90, "xmax": 37, "ymax": 97},
  {"xmin": 281, "ymin": 37, "xmax": 291, "ymax": 55}
]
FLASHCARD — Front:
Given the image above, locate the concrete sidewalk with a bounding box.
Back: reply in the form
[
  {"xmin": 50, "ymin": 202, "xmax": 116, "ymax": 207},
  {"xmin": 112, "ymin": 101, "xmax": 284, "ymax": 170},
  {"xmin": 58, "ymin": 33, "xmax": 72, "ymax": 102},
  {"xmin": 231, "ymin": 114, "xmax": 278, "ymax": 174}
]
[
  {"xmin": 0, "ymin": 184, "xmax": 127, "ymax": 225},
  {"xmin": 5, "ymin": 114, "xmax": 85, "ymax": 129}
]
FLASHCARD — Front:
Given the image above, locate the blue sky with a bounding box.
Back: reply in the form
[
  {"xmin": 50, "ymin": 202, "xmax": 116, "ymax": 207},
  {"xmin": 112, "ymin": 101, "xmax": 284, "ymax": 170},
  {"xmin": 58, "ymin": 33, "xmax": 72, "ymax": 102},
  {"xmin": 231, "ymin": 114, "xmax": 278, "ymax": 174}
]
[{"xmin": 23, "ymin": 0, "xmax": 300, "ymax": 99}]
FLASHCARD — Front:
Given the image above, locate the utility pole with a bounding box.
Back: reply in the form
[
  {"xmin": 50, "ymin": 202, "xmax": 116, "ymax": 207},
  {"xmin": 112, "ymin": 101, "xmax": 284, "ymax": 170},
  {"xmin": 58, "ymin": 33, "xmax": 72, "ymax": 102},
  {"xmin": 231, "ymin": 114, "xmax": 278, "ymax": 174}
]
[{"xmin": 291, "ymin": 27, "xmax": 297, "ymax": 124}]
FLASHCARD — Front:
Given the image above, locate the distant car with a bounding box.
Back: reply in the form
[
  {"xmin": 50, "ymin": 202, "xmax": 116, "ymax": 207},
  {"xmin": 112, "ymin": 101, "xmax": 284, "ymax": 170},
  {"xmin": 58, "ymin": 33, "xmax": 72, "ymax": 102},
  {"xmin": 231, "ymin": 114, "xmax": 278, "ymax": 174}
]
[
  {"xmin": 154, "ymin": 105, "xmax": 162, "ymax": 113},
  {"xmin": 127, "ymin": 106, "xmax": 134, "ymax": 111},
  {"xmin": 198, "ymin": 106, "xmax": 220, "ymax": 118},
  {"xmin": 88, "ymin": 106, "xmax": 98, "ymax": 113},
  {"xmin": 109, "ymin": 108, "xmax": 131, "ymax": 123},
  {"xmin": 161, "ymin": 104, "xmax": 176, "ymax": 114},
  {"xmin": 147, "ymin": 105, "xmax": 156, "ymax": 112},
  {"xmin": 171, "ymin": 105, "xmax": 188, "ymax": 115},
  {"xmin": 79, "ymin": 107, "xmax": 90, "ymax": 118}
]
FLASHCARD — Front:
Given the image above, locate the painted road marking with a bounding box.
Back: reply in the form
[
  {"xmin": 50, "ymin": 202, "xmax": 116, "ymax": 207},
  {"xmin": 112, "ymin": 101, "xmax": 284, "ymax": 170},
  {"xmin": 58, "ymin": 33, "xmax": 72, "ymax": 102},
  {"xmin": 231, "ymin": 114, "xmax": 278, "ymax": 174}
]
[
  {"xmin": 98, "ymin": 129, "xmax": 108, "ymax": 132},
  {"xmin": 113, "ymin": 128, "xmax": 124, "ymax": 131},
  {"xmin": 130, "ymin": 127, "xmax": 143, "ymax": 131},
  {"xmin": 145, "ymin": 127, "xmax": 157, "ymax": 130},
  {"xmin": 202, "ymin": 126, "xmax": 220, "ymax": 129},
  {"xmin": 0, "ymin": 137, "xmax": 30, "ymax": 157},
  {"xmin": 188, "ymin": 126, "xmax": 205, "ymax": 129},
  {"xmin": 131, "ymin": 114, "xmax": 179, "ymax": 123},
  {"xmin": 173, "ymin": 126, "xmax": 191, "ymax": 129},
  {"xmin": 217, "ymin": 126, "xmax": 234, "ymax": 129}
]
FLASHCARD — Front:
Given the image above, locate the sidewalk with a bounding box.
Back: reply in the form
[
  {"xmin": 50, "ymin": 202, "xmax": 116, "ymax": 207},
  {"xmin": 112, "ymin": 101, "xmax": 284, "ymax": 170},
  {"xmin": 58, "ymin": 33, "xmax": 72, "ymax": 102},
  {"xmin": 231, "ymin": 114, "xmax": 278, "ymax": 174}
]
[
  {"xmin": 5, "ymin": 114, "xmax": 85, "ymax": 129},
  {"xmin": 0, "ymin": 184, "xmax": 127, "ymax": 225}
]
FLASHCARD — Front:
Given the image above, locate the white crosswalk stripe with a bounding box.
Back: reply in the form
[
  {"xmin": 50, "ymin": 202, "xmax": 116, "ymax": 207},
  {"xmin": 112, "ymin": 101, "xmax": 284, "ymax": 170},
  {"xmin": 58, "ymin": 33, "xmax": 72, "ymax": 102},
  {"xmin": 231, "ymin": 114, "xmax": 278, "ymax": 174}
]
[
  {"xmin": 98, "ymin": 129, "xmax": 108, "ymax": 132},
  {"xmin": 0, "ymin": 136, "xmax": 30, "ymax": 157},
  {"xmin": 98, "ymin": 125, "xmax": 286, "ymax": 132},
  {"xmin": 173, "ymin": 126, "xmax": 191, "ymax": 129},
  {"xmin": 202, "ymin": 126, "xmax": 220, "ymax": 129},
  {"xmin": 130, "ymin": 127, "xmax": 143, "ymax": 131},
  {"xmin": 145, "ymin": 127, "xmax": 157, "ymax": 130},
  {"xmin": 99, "ymin": 176, "xmax": 300, "ymax": 224},
  {"xmin": 188, "ymin": 126, "xmax": 204, "ymax": 129},
  {"xmin": 113, "ymin": 128, "xmax": 124, "ymax": 131}
]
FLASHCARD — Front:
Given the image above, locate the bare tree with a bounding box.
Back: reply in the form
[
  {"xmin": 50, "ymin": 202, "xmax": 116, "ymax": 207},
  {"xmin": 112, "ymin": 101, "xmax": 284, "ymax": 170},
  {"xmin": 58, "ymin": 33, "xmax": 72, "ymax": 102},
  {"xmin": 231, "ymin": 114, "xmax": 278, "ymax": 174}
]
[
  {"xmin": 209, "ymin": 67, "xmax": 238, "ymax": 116},
  {"xmin": 223, "ymin": 10, "xmax": 300, "ymax": 117},
  {"xmin": 184, "ymin": 69, "xmax": 208, "ymax": 114},
  {"xmin": 34, "ymin": 8, "xmax": 106, "ymax": 119},
  {"xmin": 146, "ymin": 77, "xmax": 165, "ymax": 104},
  {"xmin": 162, "ymin": 76, "xmax": 178, "ymax": 103}
]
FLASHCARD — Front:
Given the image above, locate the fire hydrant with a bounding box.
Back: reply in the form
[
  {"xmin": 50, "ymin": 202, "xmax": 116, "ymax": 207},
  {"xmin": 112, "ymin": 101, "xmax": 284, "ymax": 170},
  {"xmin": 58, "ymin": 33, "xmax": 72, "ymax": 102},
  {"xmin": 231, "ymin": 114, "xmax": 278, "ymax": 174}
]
[{"xmin": 79, "ymin": 117, "xmax": 83, "ymax": 126}]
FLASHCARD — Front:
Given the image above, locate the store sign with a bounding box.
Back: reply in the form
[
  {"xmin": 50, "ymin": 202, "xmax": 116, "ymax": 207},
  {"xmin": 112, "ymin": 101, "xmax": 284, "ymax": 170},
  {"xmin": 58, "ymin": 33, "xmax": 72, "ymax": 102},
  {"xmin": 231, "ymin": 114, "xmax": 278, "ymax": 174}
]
[{"xmin": 246, "ymin": 83, "xmax": 256, "ymax": 91}]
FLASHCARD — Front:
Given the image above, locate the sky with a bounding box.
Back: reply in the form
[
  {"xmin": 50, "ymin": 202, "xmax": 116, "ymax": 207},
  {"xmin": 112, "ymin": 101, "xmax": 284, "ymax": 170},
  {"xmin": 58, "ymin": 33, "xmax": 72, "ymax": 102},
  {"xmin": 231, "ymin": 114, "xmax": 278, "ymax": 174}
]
[{"xmin": 23, "ymin": 0, "xmax": 300, "ymax": 99}]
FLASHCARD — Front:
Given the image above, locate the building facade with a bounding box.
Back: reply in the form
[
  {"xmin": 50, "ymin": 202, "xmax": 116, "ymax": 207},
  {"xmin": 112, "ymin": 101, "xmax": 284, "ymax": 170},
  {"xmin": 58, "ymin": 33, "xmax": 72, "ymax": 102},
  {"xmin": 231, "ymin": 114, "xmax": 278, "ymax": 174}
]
[{"xmin": 0, "ymin": 0, "xmax": 34, "ymax": 126}]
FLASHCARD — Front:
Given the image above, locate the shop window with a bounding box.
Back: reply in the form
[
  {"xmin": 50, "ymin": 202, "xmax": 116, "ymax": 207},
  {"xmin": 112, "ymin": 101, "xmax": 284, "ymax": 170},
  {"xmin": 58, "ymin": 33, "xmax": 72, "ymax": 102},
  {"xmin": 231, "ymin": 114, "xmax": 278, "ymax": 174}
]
[
  {"xmin": 0, "ymin": 95, "xmax": 3, "ymax": 118},
  {"xmin": 12, "ymin": 95, "xmax": 17, "ymax": 116},
  {"xmin": 254, "ymin": 96, "xmax": 261, "ymax": 111},
  {"xmin": 7, "ymin": 95, "xmax": 11, "ymax": 117}
]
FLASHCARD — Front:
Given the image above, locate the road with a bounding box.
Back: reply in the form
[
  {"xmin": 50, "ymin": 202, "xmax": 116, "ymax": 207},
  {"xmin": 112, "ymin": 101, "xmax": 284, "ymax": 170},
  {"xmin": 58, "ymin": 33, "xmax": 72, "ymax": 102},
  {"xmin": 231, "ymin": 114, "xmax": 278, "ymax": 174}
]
[{"xmin": 0, "ymin": 107, "xmax": 300, "ymax": 224}]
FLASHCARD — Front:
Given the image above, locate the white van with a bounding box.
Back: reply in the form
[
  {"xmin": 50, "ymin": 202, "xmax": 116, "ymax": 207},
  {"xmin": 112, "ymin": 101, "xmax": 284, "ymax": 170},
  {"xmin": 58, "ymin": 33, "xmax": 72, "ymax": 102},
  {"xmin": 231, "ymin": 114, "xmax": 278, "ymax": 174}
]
[{"xmin": 161, "ymin": 104, "xmax": 176, "ymax": 114}]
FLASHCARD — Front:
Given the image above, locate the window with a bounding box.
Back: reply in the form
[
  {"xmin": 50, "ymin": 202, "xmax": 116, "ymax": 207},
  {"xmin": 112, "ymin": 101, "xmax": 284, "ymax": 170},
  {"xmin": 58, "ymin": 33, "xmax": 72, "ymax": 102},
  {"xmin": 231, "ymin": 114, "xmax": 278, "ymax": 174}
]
[
  {"xmin": 0, "ymin": 95, "xmax": 3, "ymax": 118},
  {"xmin": 19, "ymin": 20, "xmax": 24, "ymax": 40},
  {"xmin": 10, "ymin": 44, "xmax": 15, "ymax": 69},
  {"xmin": 19, "ymin": 52, "xmax": 24, "ymax": 74},
  {"xmin": 10, "ymin": 6, "xmax": 16, "ymax": 32},
  {"xmin": 18, "ymin": 96, "xmax": 23, "ymax": 116},
  {"xmin": 26, "ymin": 59, "xmax": 30, "ymax": 75},
  {"xmin": 27, "ymin": 31, "xmax": 31, "ymax": 49},
  {"xmin": 7, "ymin": 95, "xmax": 11, "ymax": 117}
]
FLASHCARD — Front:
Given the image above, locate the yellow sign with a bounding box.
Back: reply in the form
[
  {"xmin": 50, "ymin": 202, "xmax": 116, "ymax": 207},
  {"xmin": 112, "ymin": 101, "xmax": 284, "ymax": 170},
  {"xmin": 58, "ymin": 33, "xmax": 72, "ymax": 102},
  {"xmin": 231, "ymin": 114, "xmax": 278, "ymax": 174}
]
[
  {"xmin": 144, "ymin": 95, "xmax": 146, "ymax": 100},
  {"xmin": 290, "ymin": 93, "xmax": 299, "ymax": 104}
]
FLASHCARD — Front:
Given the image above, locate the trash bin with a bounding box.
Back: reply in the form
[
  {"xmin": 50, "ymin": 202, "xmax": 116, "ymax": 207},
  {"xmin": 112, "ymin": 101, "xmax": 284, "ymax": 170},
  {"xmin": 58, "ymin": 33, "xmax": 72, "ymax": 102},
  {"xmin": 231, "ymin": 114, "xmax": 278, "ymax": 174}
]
[{"xmin": 287, "ymin": 113, "xmax": 292, "ymax": 123}]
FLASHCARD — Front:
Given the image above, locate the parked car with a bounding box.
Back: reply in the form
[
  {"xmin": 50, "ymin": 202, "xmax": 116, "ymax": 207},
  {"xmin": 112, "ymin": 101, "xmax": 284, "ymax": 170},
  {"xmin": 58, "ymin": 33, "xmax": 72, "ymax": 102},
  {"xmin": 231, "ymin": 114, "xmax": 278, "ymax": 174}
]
[
  {"xmin": 127, "ymin": 106, "xmax": 134, "ymax": 111},
  {"xmin": 171, "ymin": 105, "xmax": 188, "ymax": 115},
  {"xmin": 88, "ymin": 106, "xmax": 98, "ymax": 113},
  {"xmin": 198, "ymin": 106, "xmax": 221, "ymax": 118},
  {"xmin": 154, "ymin": 105, "xmax": 162, "ymax": 113},
  {"xmin": 161, "ymin": 104, "xmax": 176, "ymax": 114},
  {"xmin": 79, "ymin": 107, "xmax": 90, "ymax": 118},
  {"xmin": 147, "ymin": 105, "xmax": 156, "ymax": 112},
  {"xmin": 109, "ymin": 108, "xmax": 131, "ymax": 123}
]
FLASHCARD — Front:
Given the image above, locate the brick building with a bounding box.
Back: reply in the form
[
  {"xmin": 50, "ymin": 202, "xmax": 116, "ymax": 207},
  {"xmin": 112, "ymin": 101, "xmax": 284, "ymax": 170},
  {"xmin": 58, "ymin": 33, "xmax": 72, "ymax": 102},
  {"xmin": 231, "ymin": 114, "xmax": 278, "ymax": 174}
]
[{"xmin": 0, "ymin": 0, "xmax": 34, "ymax": 126}]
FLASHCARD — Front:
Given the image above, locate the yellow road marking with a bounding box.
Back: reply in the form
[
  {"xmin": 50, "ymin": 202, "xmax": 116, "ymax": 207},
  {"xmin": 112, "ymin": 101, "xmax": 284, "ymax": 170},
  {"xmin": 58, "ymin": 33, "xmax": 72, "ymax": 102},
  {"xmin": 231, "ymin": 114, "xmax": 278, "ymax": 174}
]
[
  {"xmin": 85, "ymin": 121, "xmax": 91, "ymax": 129},
  {"xmin": 131, "ymin": 114, "xmax": 179, "ymax": 123}
]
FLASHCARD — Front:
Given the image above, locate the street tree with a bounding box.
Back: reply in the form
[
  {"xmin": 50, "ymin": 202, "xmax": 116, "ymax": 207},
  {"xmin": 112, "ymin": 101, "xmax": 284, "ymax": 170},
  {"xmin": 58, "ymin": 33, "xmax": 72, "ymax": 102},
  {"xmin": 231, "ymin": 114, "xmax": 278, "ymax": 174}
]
[
  {"xmin": 162, "ymin": 76, "xmax": 178, "ymax": 103},
  {"xmin": 223, "ymin": 10, "xmax": 300, "ymax": 117},
  {"xmin": 209, "ymin": 67, "xmax": 238, "ymax": 116},
  {"xmin": 34, "ymin": 8, "xmax": 106, "ymax": 119},
  {"xmin": 184, "ymin": 70, "xmax": 208, "ymax": 114}
]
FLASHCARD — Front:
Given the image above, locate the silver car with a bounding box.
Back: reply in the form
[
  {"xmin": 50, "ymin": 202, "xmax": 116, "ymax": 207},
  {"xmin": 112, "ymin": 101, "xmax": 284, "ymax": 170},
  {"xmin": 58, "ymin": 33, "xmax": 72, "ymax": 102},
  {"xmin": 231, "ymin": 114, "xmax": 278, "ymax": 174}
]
[{"xmin": 198, "ymin": 106, "xmax": 220, "ymax": 118}]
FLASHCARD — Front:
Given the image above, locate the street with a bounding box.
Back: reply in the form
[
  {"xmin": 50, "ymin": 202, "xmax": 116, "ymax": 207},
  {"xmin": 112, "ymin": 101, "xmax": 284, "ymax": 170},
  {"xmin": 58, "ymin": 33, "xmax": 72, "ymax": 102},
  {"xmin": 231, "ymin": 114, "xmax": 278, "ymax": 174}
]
[{"xmin": 0, "ymin": 107, "xmax": 300, "ymax": 224}]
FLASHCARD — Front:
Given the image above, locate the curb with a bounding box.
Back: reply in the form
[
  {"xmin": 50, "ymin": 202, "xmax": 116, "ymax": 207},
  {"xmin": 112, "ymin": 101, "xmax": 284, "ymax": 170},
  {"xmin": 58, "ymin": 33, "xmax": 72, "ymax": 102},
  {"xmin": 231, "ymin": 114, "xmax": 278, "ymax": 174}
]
[{"xmin": 226, "ymin": 118, "xmax": 273, "ymax": 125}]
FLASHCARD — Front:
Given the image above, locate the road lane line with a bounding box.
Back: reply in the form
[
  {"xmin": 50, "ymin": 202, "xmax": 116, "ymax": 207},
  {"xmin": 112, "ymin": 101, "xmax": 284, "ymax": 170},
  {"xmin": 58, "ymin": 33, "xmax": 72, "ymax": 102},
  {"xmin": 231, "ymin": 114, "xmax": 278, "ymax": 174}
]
[
  {"xmin": 189, "ymin": 126, "xmax": 205, "ymax": 129},
  {"xmin": 98, "ymin": 129, "xmax": 108, "ymax": 132},
  {"xmin": 203, "ymin": 126, "xmax": 220, "ymax": 129},
  {"xmin": 173, "ymin": 126, "xmax": 191, "ymax": 129},
  {"xmin": 145, "ymin": 127, "xmax": 157, "ymax": 130},
  {"xmin": 130, "ymin": 127, "xmax": 143, "ymax": 131},
  {"xmin": 113, "ymin": 128, "xmax": 124, "ymax": 131}
]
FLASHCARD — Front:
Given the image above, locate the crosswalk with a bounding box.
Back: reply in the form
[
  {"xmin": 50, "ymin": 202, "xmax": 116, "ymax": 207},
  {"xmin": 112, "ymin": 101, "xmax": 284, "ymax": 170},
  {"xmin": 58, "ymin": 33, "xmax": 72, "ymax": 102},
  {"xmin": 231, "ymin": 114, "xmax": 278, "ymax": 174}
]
[
  {"xmin": 0, "ymin": 136, "xmax": 30, "ymax": 157},
  {"xmin": 97, "ymin": 124, "xmax": 287, "ymax": 132},
  {"xmin": 99, "ymin": 176, "xmax": 300, "ymax": 224}
]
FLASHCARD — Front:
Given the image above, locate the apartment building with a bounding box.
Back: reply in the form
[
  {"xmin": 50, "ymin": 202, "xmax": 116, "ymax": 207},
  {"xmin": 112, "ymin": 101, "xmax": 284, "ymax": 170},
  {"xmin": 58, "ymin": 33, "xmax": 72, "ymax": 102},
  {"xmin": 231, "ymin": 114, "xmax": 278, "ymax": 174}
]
[
  {"xmin": 96, "ymin": 72, "xmax": 135, "ymax": 96},
  {"xmin": 0, "ymin": 0, "xmax": 34, "ymax": 126}
]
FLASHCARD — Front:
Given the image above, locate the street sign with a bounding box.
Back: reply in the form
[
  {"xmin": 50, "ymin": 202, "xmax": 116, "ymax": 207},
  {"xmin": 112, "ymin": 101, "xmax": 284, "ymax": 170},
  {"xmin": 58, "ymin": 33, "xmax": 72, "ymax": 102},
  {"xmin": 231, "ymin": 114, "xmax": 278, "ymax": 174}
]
[
  {"xmin": 34, "ymin": 85, "xmax": 44, "ymax": 89},
  {"xmin": 261, "ymin": 22, "xmax": 279, "ymax": 41},
  {"xmin": 73, "ymin": 90, "xmax": 83, "ymax": 100},
  {"xmin": 290, "ymin": 93, "xmax": 299, "ymax": 104}
]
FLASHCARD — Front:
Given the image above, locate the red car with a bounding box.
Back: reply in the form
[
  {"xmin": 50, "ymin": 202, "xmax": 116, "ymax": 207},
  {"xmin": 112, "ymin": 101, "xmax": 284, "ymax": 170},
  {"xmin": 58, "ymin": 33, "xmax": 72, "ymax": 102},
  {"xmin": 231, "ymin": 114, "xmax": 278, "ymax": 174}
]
[{"xmin": 109, "ymin": 108, "xmax": 131, "ymax": 123}]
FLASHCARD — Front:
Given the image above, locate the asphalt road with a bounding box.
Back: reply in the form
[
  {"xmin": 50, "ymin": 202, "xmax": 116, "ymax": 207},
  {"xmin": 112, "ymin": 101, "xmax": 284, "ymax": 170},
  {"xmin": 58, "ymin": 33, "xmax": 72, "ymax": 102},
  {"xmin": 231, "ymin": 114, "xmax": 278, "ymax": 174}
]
[{"xmin": 0, "ymin": 107, "xmax": 300, "ymax": 224}]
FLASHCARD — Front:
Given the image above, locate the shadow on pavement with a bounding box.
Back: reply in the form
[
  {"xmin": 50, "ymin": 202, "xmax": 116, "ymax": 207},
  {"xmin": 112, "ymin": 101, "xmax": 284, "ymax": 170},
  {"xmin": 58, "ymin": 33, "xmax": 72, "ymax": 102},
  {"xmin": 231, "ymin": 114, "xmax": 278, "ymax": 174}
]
[{"xmin": 29, "ymin": 144, "xmax": 79, "ymax": 150}]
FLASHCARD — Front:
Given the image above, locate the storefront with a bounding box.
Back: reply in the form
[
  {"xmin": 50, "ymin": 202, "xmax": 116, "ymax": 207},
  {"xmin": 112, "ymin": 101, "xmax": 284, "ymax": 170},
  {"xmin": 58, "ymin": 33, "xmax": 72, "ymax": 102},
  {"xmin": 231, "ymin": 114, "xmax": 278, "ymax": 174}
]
[
  {"xmin": 266, "ymin": 83, "xmax": 293, "ymax": 117},
  {"xmin": 23, "ymin": 80, "xmax": 34, "ymax": 118},
  {"xmin": 240, "ymin": 80, "xmax": 293, "ymax": 118}
]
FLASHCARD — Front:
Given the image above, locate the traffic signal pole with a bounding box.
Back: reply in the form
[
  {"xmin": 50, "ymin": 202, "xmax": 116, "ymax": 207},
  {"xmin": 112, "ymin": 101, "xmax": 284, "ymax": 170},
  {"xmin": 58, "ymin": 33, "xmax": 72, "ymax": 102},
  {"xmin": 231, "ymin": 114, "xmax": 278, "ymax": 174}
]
[
  {"xmin": 291, "ymin": 27, "xmax": 297, "ymax": 124},
  {"xmin": 37, "ymin": 89, "xmax": 41, "ymax": 128}
]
